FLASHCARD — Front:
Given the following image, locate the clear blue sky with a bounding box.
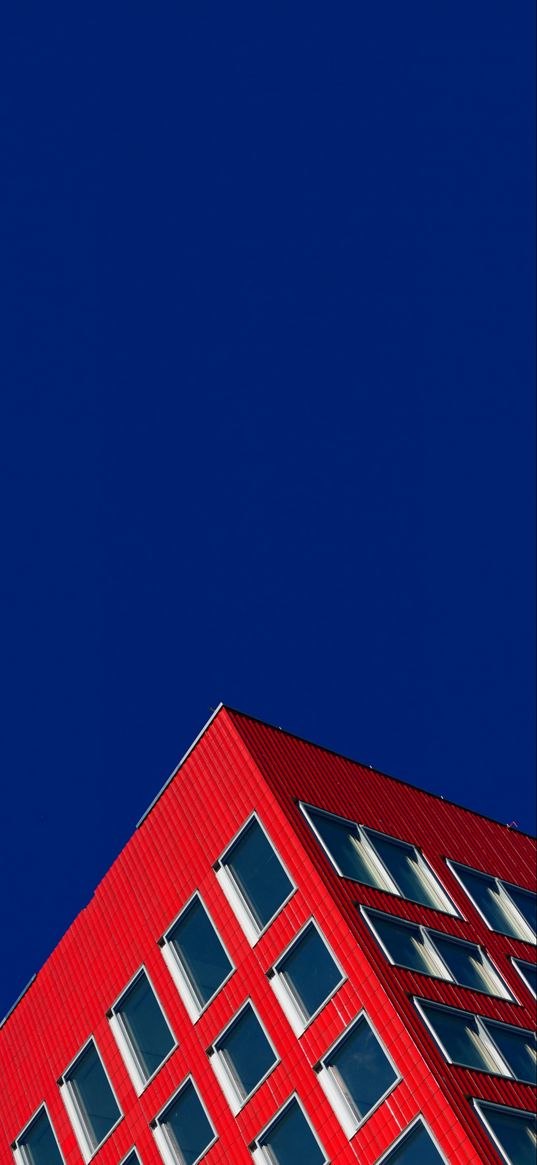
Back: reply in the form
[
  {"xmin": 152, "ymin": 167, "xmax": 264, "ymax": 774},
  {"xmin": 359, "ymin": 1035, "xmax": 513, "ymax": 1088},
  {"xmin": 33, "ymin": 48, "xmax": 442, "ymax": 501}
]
[{"xmin": 0, "ymin": 4, "xmax": 534, "ymax": 1020}]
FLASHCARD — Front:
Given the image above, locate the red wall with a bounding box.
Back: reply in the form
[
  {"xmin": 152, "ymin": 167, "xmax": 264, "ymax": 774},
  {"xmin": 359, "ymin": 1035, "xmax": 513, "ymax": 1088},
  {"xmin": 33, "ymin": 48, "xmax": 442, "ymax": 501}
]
[{"xmin": 0, "ymin": 707, "xmax": 534, "ymax": 1164}]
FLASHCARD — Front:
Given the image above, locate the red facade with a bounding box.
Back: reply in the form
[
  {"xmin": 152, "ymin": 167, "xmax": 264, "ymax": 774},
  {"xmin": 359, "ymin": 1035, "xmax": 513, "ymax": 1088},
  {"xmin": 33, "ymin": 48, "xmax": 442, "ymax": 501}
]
[{"xmin": 1, "ymin": 706, "xmax": 535, "ymax": 1165}]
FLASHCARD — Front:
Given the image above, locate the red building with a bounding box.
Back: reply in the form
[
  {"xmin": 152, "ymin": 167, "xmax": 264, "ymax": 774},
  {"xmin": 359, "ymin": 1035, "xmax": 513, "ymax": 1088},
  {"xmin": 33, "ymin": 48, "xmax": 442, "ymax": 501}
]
[{"xmin": 1, "ymin": 706, "xmax": 535, "ymax": 1165}]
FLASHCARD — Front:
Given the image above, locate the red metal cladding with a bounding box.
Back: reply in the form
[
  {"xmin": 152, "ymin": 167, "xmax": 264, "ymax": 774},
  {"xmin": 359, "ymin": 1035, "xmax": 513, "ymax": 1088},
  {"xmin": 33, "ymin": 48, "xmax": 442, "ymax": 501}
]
[{"xmin": 0, "ymin": 706, "xmax": 534, "ymax": 1165}]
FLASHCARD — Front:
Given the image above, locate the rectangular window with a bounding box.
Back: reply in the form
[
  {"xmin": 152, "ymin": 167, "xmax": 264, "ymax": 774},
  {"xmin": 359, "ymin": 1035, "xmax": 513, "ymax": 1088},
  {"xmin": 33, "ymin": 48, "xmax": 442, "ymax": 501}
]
[
  {"xmin": 110, "ymin": 968, "xmax": 175, "ymax": 1092},
  {"xmin": 512, "ymin": 958, "xmax": 537, "ymax": 998},
  {"xmin": 317, "ymin": 1013, "xmax": 399, "ymax": 1138},
  {"xmin": 416, "ymin": 999, "xmax": 537, "ymax": 1084},
  {"xmin": 447, "ymin": 861, "xmax": 536, "ymax": 943},
  {"xmin": 60, "ymin": 1039, "xmax": 121, "ymax": 1161},
  {"xmin": 378, "ymin": 1119, "xmax": 447, "ymax": 1164},
  {"xmin": 14, "ymin": 1107, "xmax": 65, "ymax": 1165},
  {"xmin": 161, "ymin": 893, "xmax": 234, "ymax": 1021},
  {"xmin": 269, "ymin": 919, "xmax": 345, "ymax": 1034},
  {"xmin": 300, "ymin": 803, "xmax": 456, "ymax": 913},
  {"xmin": 216, "ymin": 815, "xmax": 295, "ymax": 943},
  {"xmin": 474, "ymin": 1101, "xmax": 537, "ymax": 1165},
  {"xmin": 252, "ymin": 1097, "xmax": 327, "ymax": 1165},
  {"xmin": 362, "ymin": 908, "xmax": 512, "ymax": 998},
  {"xmin": 210, "ymin": 1001, "xmax": 278, "ymax": 1112},
  {"xmin": 152, "ymin": 1078, "xmax": 217, "ymax": 1165}
]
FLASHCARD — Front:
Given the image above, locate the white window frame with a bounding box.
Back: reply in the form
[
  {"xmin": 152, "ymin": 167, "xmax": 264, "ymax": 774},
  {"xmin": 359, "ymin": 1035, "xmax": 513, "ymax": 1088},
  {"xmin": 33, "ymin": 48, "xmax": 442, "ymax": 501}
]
[
  {"xmin": 374, "ymin": 1115, "xmax": 450, "ymax": 1164},
  {"xmin": 511, "ymin": 956, "xmax": 537, "ymax": 998},
  {"xmin": 119, "ymin": 1151, "xmax": 142, "ymax": 1165},
  {"xmin": 208, "ymin": 998, "xmax": 279, "ymax": 1114},
  {"xmin": 315, "ymin": 1011, "xmax": 401, "ymax": 1139},
  {"xmin": 108, "ymin": 965, "xmax": 177, "ymax": 1095},
  {"xmin": 151, "ymin": 1075, "xmax": 217, "ymax": 1165},
  {"xmin": 414, "ymin": 997, "xmax": 537, "ymax": 1083},
  {"xmin": 268, "ymin": 917, "xmax": 346, "ymax": 1036},
  {"xmin": 251, "ymin": 1094, "xmax": 328, "ymax": 1165},
  {"xmin": 446, "ymin": 860, "xmax": 537, "ymax": 943},
  {"xmin": 159, "ymin": 891, "xmax": 235, "ymax": 1023},
  {"xmin": 13, "ymin": 1103, "xmax": 66, "ymax": 1165},
  {"xmin": 59, "ymin": 1037, "xmax": 123, "ymax": 1163},
  {"xmin": 473, "ymin": 1099, "xmax": 537, "ymax": 1165},
  {"xmin": 361, "ymin": 907, "xmax": 513, "ymax": 999},
  {"xmin": 214, "ymin": 812, "xmax": 297, "ymax": 945},
  {"xmin": 300, "ymin": 803, "xmax": 458, "ymax": 915}
]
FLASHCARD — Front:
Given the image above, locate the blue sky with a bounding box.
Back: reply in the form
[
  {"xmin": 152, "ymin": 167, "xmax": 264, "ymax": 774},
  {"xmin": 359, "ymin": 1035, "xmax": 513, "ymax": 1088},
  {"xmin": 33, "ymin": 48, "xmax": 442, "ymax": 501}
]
[{"xmin": 0, "ymin": 4, "xmax": 534, "ymax": 1020}]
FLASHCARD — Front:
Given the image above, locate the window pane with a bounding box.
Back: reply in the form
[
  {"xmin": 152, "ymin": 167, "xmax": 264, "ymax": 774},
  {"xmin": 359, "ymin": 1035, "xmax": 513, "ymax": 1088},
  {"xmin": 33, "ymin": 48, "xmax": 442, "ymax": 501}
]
[
  {"xmin": 305, "ymin": 807, "xmax": 386, "ymax": 888},
  {"xmin": 365, "ymin": 913, "xmax": 446, "ymax": 977},
  {"xmin": 122, "ymin": 1155, "xmax": 140, "ymax": 1165},
  {"xmin": 67, "ymin": 1043, "xmax": 120, "ymax": 1151},
  {"xmin": 383, "ymin": 1122, "xmax": 445, "ymax": 1163},
  {"xmin": 217, "ymin": 1004, "xmax": 275, "ymax": 1100},
  {"xmin": 367, "ymin": 833, "xmax": 444, "ymax": 910},
  {"xmin": 432, "ymin": 934, "xmax": 505, "ymax": 996},
  {"xmin": 513, "ymin": 960, "xmax": 537, "ymax": 998},
  {"xmin": 453, "ymin": 866, "xmax": 530, "ymax": 940},
  {"xmin": 325, "ymin": 1016, "xmax": 397, "ymax": 1122},
  {"xmin": 169, "ymin": 897, "xmax": 232, "ymax": 1008},
  {"xmin": 162, "ymin": 1081, "xmax": 214, "ymax": 1165},
  {"xmin": 117, "ymin": 972, "xmax": 174, "ymax": 1081},
  {"xmin": 278, "ymin": 923, "xmax": 343, "ymax": 1020},
  {"xmin": 486, "ymin": 1022, "xmax": 537, "ymax": 1086},
  {"xmin": 478, "ymin": 1104, "xmax": 537, "ymax": 1165},
  {"xmin": 19, "ymin": 1110, "xmax": 63, "ymax": 1165},
  {"xmin": 419, "ymin": 1004, "xmax": 504, "ymax": 1074},
  {"xmin": 259, "ymin": 1100, "xmax": 325, "ymax": 1165},
  {"xmin": 506, "ymin": 885, "xmax": 537, "ymax": 935},
  {"xmin": 224, "ymin": 819, "xmax": 293, "ymax": 930}
]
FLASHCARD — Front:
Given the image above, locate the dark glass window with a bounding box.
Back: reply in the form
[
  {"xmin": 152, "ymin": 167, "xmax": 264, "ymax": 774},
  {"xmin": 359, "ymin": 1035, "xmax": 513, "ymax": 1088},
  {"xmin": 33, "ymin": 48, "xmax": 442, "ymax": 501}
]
[
  {"xmin": 303, "ymin": 806, "xmax": 385, "ymax": 887},
  {"xmin": 486, "ymin": 1021, "xmax": 537, "ymax": 1086},
  {"xmin": 215, "ymin": 1003, "xmax": 276, "ymax": 1101},
  {"xmin": 160, "ymin": 1080, "xmax": 215, "ymax": 1165},
  {"xmin": 418, "ymin": 1003, "xmax": 505, "ymax": 1075},
  {"xmin": 450, "ymin": 864, "xmax": 536, "ymax": 942},
  {"xmin": 65, "ymin": 1041, "xmax": 120, "ymax": 1152},
  {"xmin": 122, "ymin": 1155, "xmax": 140, "ymax": 1165},
  {"xmin": 430, "ymin": 933, "xmax": 507, "ymax": 996},
  {"xmin": 364, "ymin": 913, "xmax": 445, "ymax": 977},
  {"xmin": 477, "ymin": 1103, "xmax": 537, "ymax": 1165},
  {"xmin": 168, "ymin": 896, "xmax": 233, "ymax": 1009},
  {"xmin": 324, "ymin": 1016, "xmax": 397, "ymax": 1123},
  {"xmin": 18, "ymin": 1110, "xmax": 63, "ymax": 1165},
  {"xmin": 513, "ymin": 959, "xmax": 537, "ymax": 998},
  {"xmin": 276, "ymin": 922, "xmax": 343, "ymax": 1021},
  {"xmin": 115, "ymin": 970, "xmax": 174, "ymax": 1082},
  {"xmin": 365, "ymin": 831, "xmax": 448, "ymax": 911},
  {"xmin": 223, "ymin": 818, "xmax": 293, "ymax": 931},
  {"xmin": 258, "ymin": 1099, "xmax": 325, "ymax": 1165},
  {"xmin": 383, "ymin": 1122, "xmax": 445, "ymax": 1164}
]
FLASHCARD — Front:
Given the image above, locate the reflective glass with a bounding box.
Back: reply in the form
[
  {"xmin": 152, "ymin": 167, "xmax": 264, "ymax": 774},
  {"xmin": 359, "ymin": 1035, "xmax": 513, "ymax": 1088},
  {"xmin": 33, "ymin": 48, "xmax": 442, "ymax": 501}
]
[
  {"xmin": 325, "ymin": 1016, "xmax": 397, "ymax": 1122},
  {"xmin": 506, "ymin": 884, "xmax": 537, "ymax": 935},
  {"xmin": 217, "ymin": 1004, "xmax": 276, "ymax": 1100},
  {"xmin": 367, "ymin": 832, "xmax": 446, "ymax": 910},
  {"xmin": 305, "ymin": 807, "xmax": 385, "ymax": 888},
  {"xmin": 278, "ymin": 923, "xmax": 343, "ymax": 1019},
  {"xmin": 452, "ymin": 866, "xmax": 533, "ymax": 940},
  {"xmin": 513, "ymin": 959, "xmax": 537, "ymax": 998},
  {"xmin": 67, "ymin": 1042, "xmax": 120, "ymax": 1151},
  {"xmin": 486, "ymin": 1021, "xmax": 537, "ymax": 1086},
  {"xmin": 259, "ymin": 1100, "xmax": 325, "ymax": 1165},
  {"xmin": 383, "ymin": 1122, "xmax": 445, "ymax": 1163},
  {"xmin": 18, "ymin": 1109, "xmax": 63, "ymax": 1165},
  {"xmin": 169, "ymin": 897, "xmax": 232, "ymax": 1008},
  {"xmin": 162, "ymin": 1081, "xmax": 214, "ymax": 1165},
  {"xmin": 432, "ymin": 934, "xmax": 506, "ymax": 995},
  {"xmin": 478, "ymin": 1103, "xmax": 537, "ymax": 1165},
  {"xmin": 365, "ymin": 913, "xmax": 446, "ymax": 977},
  {"xmin": 224, "ymin": 818, "xmax": 293, "ymax": 930},
  {"xmin": 117, "ymin": 971, "xmax": 174, "ymax": 1081},
  {"xmin": 419, "ymin": 1004, "xmax": 504, "ymax": 1074}
]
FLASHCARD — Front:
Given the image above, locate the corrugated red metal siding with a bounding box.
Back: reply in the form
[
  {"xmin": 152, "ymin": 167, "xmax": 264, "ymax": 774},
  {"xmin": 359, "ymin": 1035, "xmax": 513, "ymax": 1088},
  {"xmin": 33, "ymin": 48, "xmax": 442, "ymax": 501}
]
[
  {"xmin": 0, "ymin": 707, "xmax": 533, "ymax": 1165},
  {"xmin": 228, "ymin": 709, "xmax": 537, "ymax": 1164}
]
